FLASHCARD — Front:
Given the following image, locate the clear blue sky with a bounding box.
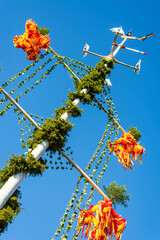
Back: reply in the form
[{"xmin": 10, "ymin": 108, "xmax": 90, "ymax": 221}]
[{"xmin": 0, "ymin": 0, "xmax": 160, "ymax": 239}]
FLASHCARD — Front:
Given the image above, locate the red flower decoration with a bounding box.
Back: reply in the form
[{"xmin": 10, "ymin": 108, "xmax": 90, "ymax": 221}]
[
  {"xmin": 77, "ymin": 199, "xmax": 126, "ymax": 240},
  {"xmin": 13, "ymin": 19, "xmax": 50, "ymax": 60},
  {"xmin": 109, "ymin": 132, "xmax": 145, "ymax": 170}
]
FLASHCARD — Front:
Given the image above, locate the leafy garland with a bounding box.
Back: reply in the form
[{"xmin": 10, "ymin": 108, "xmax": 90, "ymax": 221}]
[
  {"xmin": 0, "ymin": 153, "xmax": 46, "ymax": 233},
  {"xmin": 0, "ymin": 57, "xmax": 59, "ymax": 116},
  {"xmin": 0, "ymin": 57, "xmax": 114, "ymax": 234},
  {"xmin": 0, "ymin": 189, "xmax": 21, "ymax": 233},
  {"xmin": 15, "ymin": 109, "xmax": 73, "ymax": 170},
  {"xmin": 27, "ymin": 118, "xmax": 74, "ymax": 153},
  {"xmin": 0, "ymin": 53, "xmax": 94, "ymax": 117},
  {"xmin": 0, "ymin": 51, "xmax": 50, "ymax": 90}
]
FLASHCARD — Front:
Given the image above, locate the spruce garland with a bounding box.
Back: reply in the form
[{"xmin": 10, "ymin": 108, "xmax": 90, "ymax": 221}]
[
  {"xmin": 0, "ymin": 189, "xmax": 21, "ymax": 233},
  {"xmin": 0, "ymin": 153, "xmax": 46, "ymax": 184},
  {"xmin": 59, "ymin": 56, "xmax": 93, "ymax": 73},
  {"xmin": 55, "ymin": 100, "xmax": 83, "ymax": 119},
  {"xmin": 0, "ymin": 153, "xmax": 46, "ymax": 234},
  {"xmin": 0, "ymin": 51, "xmax": 51, "ymax": 90},
  {"xmin": 27, "ymin": 118, "xmax": 74, "ymax": 153},
  {"xmin": 0, "ymin": 60, "xmax": 59, "ymax": 116}
]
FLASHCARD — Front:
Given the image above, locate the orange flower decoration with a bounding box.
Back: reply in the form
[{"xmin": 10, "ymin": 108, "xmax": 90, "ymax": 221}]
[
  {"xmin": 13, "ymin": 20, "xmax": 50, "ymax": 60},
  {"xmin": 77, "ymin": 198, "xmax": 126, "ymax": 240},
  {"xmin": 109, "ymin": 132, "xmax": 145, "ymax": 170}
]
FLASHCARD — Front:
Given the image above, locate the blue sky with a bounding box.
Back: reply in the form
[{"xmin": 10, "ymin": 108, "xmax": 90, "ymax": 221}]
[{"xmin": 0, "ymin": 0, "xmax": 160, "ymax": 239}]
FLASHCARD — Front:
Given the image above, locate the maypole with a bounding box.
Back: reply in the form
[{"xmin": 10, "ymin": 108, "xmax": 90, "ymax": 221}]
[{"xmin": 0, "ymin": 20, "xmax": 154, "ymax": 238}]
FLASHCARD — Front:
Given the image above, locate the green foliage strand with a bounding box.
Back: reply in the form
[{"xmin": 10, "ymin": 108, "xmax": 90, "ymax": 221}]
[{"xmin": 27, "ymin": 118, "xmax": 74, "ymax": 153}]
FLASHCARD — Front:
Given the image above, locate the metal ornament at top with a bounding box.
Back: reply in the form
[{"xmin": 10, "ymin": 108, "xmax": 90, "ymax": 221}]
[{"xmin": 83, "ymin": 26, "xmax": 155, "ymax": 74}]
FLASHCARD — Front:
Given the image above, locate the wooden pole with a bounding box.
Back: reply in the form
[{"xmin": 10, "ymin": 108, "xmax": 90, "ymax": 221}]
[
  {"xmin": 60, "ymin": 150, "xmax": 108, "ymax": 199},
  {"xmin": 0, "ymin": 86, "xmax": 40, "ymax": 129},
  {"xmin": 83, "ymin": 50, "xmax": 105, "ymax": 59},
  {"xmin": 48, "ymin": 46, "xmax": 80, "ymax": 82},
  {"xmin": 114, "ymin": 58, "xmax": 136, "ymax": 70}
]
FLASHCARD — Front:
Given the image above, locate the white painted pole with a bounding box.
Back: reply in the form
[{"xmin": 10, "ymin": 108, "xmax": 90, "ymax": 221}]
[
  {"xmin": 0, "ymin": 173, "xmax": 26, "ymax": 208},
  {"xmin": 124, "ymin": 46, "xmax": 146, "ymax": 55},
  {"xmin": 113, "ymin": 38, "xmax": 127, "ymax": 57},
  {"xmin": 0, "ymin": 140, "xmax": 49, "ymax": 208},
  {"xmin": 115, "ymin": 44, "xmax": 147, "ymax": 55},
  {"xmin": 60, "ymin": 88, "xmax": 88, "ymax": 120}
]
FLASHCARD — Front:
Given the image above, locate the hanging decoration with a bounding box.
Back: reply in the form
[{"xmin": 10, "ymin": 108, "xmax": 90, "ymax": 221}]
[
  {"xmin": 77, "ymin": 198, "xmax": 126, "ymax": 240},
  {"xmin": 138, "ymin": 33, "xmax": 156, "ymax": 41},
  {"xmin": 109, "ymin": 132, "xmax": 145, "ymax": 170},
  {"xmin": 13, "ymin": 19, "xmax": 50, "ymax": 60}
]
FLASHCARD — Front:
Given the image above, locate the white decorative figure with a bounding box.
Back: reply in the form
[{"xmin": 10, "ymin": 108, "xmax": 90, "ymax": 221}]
[
  {"xmin": 110, "ymin": 26, "xmax": 124, "ymax": 36},
  {"xmin": 104, "ymin": 78, "xmax": 112, "ymax": 86},
  {"xmin": 83, "ymin": 43, "xmax": 90, "ymax": 57}
]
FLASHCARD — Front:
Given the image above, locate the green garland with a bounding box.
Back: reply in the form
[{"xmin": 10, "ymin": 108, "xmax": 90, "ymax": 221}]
[
  {"xmin": 0, "ymin": 153, "xmax": 46, "ymax": 185},
  {"xmin": 0, "ymin": 189, "xmax": 21, "ymax": 233},
  {"xmin": 0, "ymin": 51, "xmax": 51, "ymax": 90},
  {"xmin": 73, "ymin": 59, "xmax": 113, "ymax": 101},
  {"xmin": 27, "ymin": 118, "xmax": 73, "ymax": 153},
  {"xmin": 60, "ymin": 56, "xmax": 93, "ymax": 73},
  {"xmin": 0, "ymin": 153, "xmax": 46, "ymax": 233},
  {"xmin": 55, "ymin": 100, "xmax": 83, "ymax": 119},
  {"xmin": 0, "ymin": 60, "xmax": 59, "ymax": 116},
  {"xmin": 54, "ymin": 125, "xmax": 117, "ymax": 240}
]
